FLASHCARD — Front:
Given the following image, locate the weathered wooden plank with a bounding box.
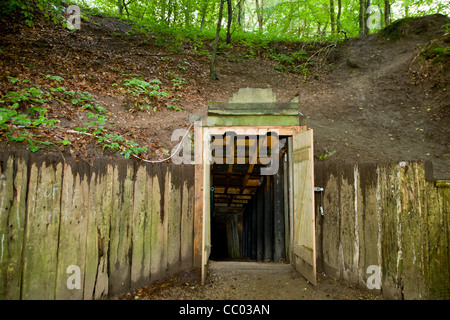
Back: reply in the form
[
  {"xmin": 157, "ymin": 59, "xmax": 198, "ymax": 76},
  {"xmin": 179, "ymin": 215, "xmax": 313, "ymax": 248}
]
[
  {"xmin": 22, "ymin": 156, "xmax": 63, "ymax": 300},
  {"xmin": 193, "ymin": 123, "xmax": 203, "ymax": 268},
  {"xmin": 0, "ymin": 155, "xmax": 14, "ymax": 299},
  {"xmin": 435, "ymin": 180, "xmax": 450, "ymax": 299},
  {"xmin": 320, "ymin": 164, "xmax": 341, "ymax": 276},
  {"xmin": 168, "ymin": 164, "xmax": 182, "ymax": 274},
  {"xmin": 426, "ymin": 166, "xmax": 450, "ymax": 299},
  {"xmin": 131, "ymin": 163, "xmax": 152, "ymax": 288},
  {"xmin": 55, "ymin": 160, "xmax": 90, "ymax": 300},
  {"xmin": 380, "ymin": 163, "xmax": 403, "ymax": 299},
  {"xmin": 273, "ymin": 159, "xmax": 285, "ymax": 262},
  {"xmin": 357, "ymin": 164, "xmax": 380, "ymax": 291},
  {"xmin": 206, "ymin": 115, "xmax": 304, "ymax": 127},
  {"xmin": 338, "ymin": 164, "xmax": 356, "ymax": 283},
  {"xmin": 256, "ymin": 185, "xmax": 264, "ymax": 260},
  {"xmin": 181, "ymin": 165, "xmax": 194, "ymax": 269},
  {"xmin": 163, "ymin": 165, "xmax": 171, "ymax": 278},
  {"xmin": 0, "ymin": 153, "xmax": 27, "ymax": 300},
  {"xmin": 208, "ymin": 102, "xmax": 300, "ymax": 116},
  {"xmin": 84, "ymin": 160, "xmax": 113, "ymax": 300},
  {"xmin": 150, "ymin": 165, "xmax": 164, "ymax": 281},
  {"xmin": 250, "ymin": 197, "xmax": 257, "ymax": 260},
  {"xmin": 208, "ymin": 126, "xmax": 306, "ymax": 136},
  {"xmin": 108, "ymin": 161, "xmax": 134, "ymax": 296},
  {"xmin": 263, "ymin": 176, "xmax": 273, "ymax": 261},
  {"xmin": 397, "ymin": 162, "xmax": 426, "ymax": 299}
]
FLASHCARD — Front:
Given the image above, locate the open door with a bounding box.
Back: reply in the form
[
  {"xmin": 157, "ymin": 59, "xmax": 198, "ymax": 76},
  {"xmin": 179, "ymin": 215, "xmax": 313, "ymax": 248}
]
[
  {"xmin": 201, "ymin": 128, "xmax": 211, "ymax": 285},
  {"xmin": 291, "ymin": 129, "xmax": 316, "ymax": 285}
]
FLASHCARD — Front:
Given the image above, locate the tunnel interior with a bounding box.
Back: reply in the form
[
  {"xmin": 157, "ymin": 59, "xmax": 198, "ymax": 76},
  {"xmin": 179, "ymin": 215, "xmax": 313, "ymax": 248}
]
[{"xmin": 209, "ymin": 132, "xmax": 291, "ymax": 262}]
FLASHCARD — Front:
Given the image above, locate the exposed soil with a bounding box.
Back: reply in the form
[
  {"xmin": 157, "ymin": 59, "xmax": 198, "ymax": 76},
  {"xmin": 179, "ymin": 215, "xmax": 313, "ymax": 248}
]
[
  {"xmin": 0, "ymin": 10, "xmax": 449, "ymax": 177},
  {"xmin": 115, "ymin": 261, "xmax": 381, "ymax": 300}
]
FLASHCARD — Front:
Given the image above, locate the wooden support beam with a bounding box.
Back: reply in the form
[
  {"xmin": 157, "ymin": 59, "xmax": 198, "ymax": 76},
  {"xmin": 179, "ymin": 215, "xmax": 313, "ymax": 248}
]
[
  {"xmin": 256, "ymin": 185, "xmax": 264, "ymax": 260},
  {"xmin": 273, "ymin": 155, "xmax": 285, "ymax": 261},
  {"xmin": 193, "ymin": 123, "xmax": 203, "ymax": 268},
  {"xmin": 251, "ymin": 197, "xmax": 257, "ymax": 260},
  {"xmin": 264, "ymin": 176, "xmax": 273, "ymax": 261}
]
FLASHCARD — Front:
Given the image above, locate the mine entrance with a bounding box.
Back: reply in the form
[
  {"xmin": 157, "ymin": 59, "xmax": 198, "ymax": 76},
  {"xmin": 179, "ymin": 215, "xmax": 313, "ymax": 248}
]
[
  {"xmin": 195, "ymin": 88, "xmax": 316, "ymax": 285},
  {"xmin": 210, "ymin": 132, "xmax": 291, "ymax": 262},
  {"xmin": 198, "ymin": 125, "xmax": 316, "ymax": 285}
]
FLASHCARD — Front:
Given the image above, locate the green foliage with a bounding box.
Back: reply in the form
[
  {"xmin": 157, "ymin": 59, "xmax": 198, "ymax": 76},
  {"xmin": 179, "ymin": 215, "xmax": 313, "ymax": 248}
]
[
  {"xmin": 166, "ymin": 105, "xmax": 182, "ymax": 112},
  {"xmin": 317, "ymin": 148, "xmax": 337, "ymax": 161},
  {"xmin": 44, "ymin": 74, "xmax": 64, "ymax": 82},
  {"xmin": 271, "ymin": 50, "xmax": 308, "ymax": 74},
  {"xmin": 0, "ymin": 77, "xmax": 147, "ymax": 159},
  {"xmin": 166, "ymin": 72, "xmax": 187, "ymax": 90},
  {"xmin": 1, "ymin": 0, "xmax": 65, "ymax": 27},
  {"xmin": 115, "ymin": 77, "xmax": 170, "ymax": 112}
]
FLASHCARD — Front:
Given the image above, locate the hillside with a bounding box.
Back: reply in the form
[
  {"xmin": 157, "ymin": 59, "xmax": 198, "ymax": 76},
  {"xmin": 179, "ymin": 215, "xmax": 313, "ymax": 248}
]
[{"xmin": 0, "ymin": 9, "xmax": 449, "ymax": 178}]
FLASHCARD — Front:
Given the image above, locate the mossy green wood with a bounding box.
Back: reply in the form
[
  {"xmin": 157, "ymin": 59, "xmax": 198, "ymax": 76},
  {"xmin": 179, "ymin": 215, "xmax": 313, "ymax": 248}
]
[
  {"xmin": 55, "ymin": 162, "xmax": 90, "ymax": 300},
  {"xmin": 168, "ymin": 164, "xmax": 182, "ymax": 274},
  {"xmin": 0, "ymin": 156, "xmax": 27, "ymax": 300},
  {"xmin": 108, "ymin": 161, "xmax": 134, "ymax": 295},
  {"xmin": 22, "ymin": 160, "xmax": 63, "ymax": 300},
  {"xmin": 131, "ymin": 164, "xmax": 153, "ymax": 288},
  {"xmin": 205, "ymin": 115, "xmax": 303, "ymax": 127},
  {"xmin": 84, "ymin": 163, "xmax": 114, "ymax": 300}
]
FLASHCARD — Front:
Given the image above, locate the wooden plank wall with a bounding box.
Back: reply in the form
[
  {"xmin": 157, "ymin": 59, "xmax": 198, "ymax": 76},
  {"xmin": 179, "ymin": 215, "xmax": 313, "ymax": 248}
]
[
  {"xmin": 0, "ymin": 151, "xmax": 194, "ymax": 300},
  {"xmin": 314, "ymin": 161, "xmax": 449, "ymax": 300}
]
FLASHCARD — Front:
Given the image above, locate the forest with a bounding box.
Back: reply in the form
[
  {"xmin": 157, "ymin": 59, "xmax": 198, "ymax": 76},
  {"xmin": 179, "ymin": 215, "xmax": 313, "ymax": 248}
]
[{"xmin": 2, "ymin": 1, "xmax": 450, "ymax": 40}]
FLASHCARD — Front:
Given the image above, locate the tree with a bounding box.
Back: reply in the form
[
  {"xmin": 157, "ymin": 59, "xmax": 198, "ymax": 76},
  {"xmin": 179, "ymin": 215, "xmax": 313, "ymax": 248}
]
[
  {"xmin": 336, "ymin": 0, "xmax": 342, "ymax": 32},
  {"xmin": 210, "ymin": 0, "xmax": 225, "ymax": 80},
  {"xmin": 359, "ymin": 0, "xmax": 369, "ymax": 35},
  {"xmin": 330, "ymin": 0, "xmax": 336, "ymax": 32},
  {"xmin": 255, "ymin": 0, "xmax": 263, "ymax": 31},
  {"xmin": 384, "ymin": 0, "xmax": 391, "ymax": 26},
  {"xmin": 226, "ymin": 0, "xmax": 232, "ymax": 44}
]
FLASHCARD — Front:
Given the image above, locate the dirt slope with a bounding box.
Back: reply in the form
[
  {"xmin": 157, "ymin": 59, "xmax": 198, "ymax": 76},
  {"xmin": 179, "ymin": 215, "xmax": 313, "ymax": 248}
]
[{"xmin": 0, "ymin": 10, "xmax": 448, "ymax": 178}]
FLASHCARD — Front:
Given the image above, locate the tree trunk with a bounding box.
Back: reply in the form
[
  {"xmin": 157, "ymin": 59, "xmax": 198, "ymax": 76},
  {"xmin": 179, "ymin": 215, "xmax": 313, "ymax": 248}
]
[
  {"xmin": 237, "ymin": 0, "xmax": 245, "ymax": 27},
  {"xmin": 210, "ymin": 0, "xmax": 225, "ymax": 80},
  {"xmin": 123, "ymin": 0, "xmax": 131, "ymax": 19},
  {"xmin": 226, "ymin": 0, "xmax": 233, "ymax": 44},
  {"xmin": 200, "ymin": 0, "xmax": 209, "ymax": 29},
  {"xmin": 117, "ymin": 0, "xmax": 123, "ymax": 16},
  {"xmin": 255, "ymin": 0, "xmax": 264, "ymax": 31},
  {"xmin": 337, "ymin": 0, "xmax": 342, "ymax": 32},
  {"xmin": 330, "ymin": 0, "xmax": 335, "ymax": 32},
  {"xmin": 359, "ymin": 0, "xmax": 369, "ymax": 35},
  {"xmin": 384, "ymin": 0, "xmax": 391, "ymax": 26}
]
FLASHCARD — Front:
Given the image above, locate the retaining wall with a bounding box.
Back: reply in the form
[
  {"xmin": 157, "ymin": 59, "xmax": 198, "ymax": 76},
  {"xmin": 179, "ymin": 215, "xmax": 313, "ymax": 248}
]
[
  {"xmin": 1, "ymin": 150, "xmax": 448, "ymax": 300},
  {"xmin": 0, "ymin": 150, "xmax": 194, "ymax": 299},
  {"xmin": 314, "ymin": 161, "xmax": 449, "ymax": 299}
]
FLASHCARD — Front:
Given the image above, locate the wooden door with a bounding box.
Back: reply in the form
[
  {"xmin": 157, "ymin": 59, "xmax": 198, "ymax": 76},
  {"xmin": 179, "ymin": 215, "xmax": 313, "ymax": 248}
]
[
  {"xmin": 201, "ymin": 128, "xmax": 211, "ymax": 285},
  {"xmin": 291, "ymin": 129, "xmax": 316, "ymax": 285}
]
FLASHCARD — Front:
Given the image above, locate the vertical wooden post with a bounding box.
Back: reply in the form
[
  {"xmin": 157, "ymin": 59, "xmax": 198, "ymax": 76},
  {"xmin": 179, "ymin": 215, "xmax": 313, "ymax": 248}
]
[
  {"xmin": 256, "ymin": 186, "xmax": 264, "ymax": 260},
  {"xmin": 264, "ymin": 176, "xmax": 273, "ymax": 260},
  {"xmin": 283, "ymin": 151, "xmax": 290, "ymax": 261},
  {"xmin": 193, "ymin": 122, "xmax": 203, "ymax": 268},
  {"xmin": 274, "ymin": 154, "xmax": 285, "ymax": 261},
  {"xmin": 251, "ymin": 197, "xmax": 257, "ymax": 260}
]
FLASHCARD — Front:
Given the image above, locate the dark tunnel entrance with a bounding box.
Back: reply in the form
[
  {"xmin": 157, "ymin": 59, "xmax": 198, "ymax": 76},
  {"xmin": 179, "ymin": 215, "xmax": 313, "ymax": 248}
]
[{"xmin": 209, "ymin": 133, "xmax": 291, "ymax": 262}]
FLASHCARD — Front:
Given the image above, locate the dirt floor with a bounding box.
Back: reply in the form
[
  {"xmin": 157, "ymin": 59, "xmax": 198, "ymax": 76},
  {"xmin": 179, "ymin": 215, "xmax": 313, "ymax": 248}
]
[
  {"xmin": 115, "ymin": 261, "xmax": 381, "ymax": 300},
  {"xmin": 0, "ymin": 11, "xmax": 448, "ymax": 178}
]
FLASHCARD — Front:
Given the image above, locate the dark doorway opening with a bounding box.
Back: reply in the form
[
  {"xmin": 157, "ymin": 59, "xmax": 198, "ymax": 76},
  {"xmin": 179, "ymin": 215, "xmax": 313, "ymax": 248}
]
[{"xmin": 209, "ymin": 134, "xmax": 290, "ymax": 262}]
